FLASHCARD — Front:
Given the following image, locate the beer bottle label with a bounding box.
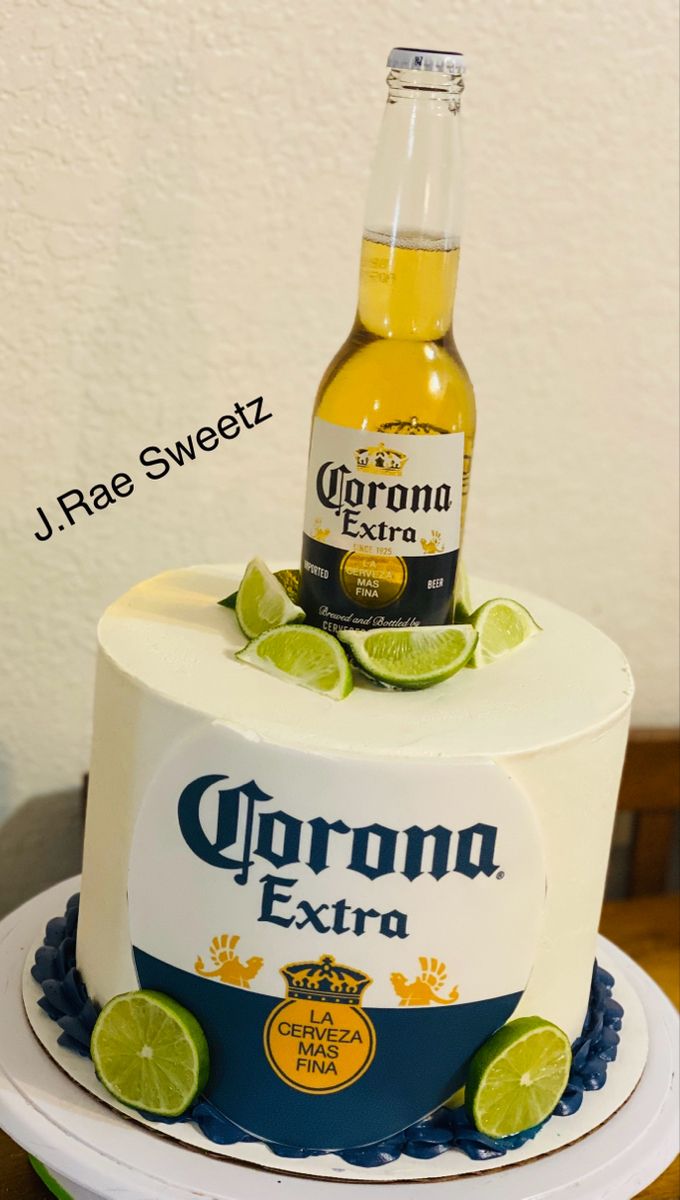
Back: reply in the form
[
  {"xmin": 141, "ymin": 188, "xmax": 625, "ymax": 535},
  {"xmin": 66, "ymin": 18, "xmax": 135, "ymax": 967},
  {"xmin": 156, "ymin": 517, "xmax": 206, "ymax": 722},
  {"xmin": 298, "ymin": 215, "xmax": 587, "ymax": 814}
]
[{"xmin": 300, "ymin": 417, "xmax": 464, "ymax": 632}]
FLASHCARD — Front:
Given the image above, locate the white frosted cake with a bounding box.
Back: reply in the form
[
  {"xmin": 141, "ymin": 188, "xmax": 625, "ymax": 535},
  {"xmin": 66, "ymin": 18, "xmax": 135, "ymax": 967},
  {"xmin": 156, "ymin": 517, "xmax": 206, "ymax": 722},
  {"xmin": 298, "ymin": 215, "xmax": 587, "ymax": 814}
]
[{"xmin": 54, "ymin": 563, "xmax": 634, "ymax": 1167}]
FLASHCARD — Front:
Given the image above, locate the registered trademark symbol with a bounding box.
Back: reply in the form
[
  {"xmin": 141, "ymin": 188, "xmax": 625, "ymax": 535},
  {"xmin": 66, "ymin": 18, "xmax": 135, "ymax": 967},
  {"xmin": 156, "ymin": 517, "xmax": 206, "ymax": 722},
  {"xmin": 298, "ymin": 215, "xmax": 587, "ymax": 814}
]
[{"xmin": 496, "ymin": 870, "xmax": 505, "ymax": 880}]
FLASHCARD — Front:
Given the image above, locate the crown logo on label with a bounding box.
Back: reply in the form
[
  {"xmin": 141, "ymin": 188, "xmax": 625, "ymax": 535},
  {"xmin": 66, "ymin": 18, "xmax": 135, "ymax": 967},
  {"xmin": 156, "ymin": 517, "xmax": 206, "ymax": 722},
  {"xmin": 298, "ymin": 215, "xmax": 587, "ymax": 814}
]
[
  {"xmin": 280, "ymin": 954, "xmax": 373, "ymax": 1007},
  {"xmin": 355, "ymin": 443, "xmax": 408, "ymax": 476}
]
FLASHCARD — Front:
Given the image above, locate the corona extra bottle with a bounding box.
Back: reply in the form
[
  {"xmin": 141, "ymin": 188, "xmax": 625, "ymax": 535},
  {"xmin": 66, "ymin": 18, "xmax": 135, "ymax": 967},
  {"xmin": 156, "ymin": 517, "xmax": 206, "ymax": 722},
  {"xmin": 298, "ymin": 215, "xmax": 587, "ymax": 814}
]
[{"xmin": 300, "ymin": 47, "xmax": 475, "ymax": 633}]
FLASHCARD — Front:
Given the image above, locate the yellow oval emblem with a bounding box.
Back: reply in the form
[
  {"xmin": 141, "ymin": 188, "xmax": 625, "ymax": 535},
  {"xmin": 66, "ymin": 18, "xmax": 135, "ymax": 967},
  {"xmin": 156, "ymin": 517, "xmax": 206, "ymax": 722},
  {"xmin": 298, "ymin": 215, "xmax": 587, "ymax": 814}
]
[{"xmin": 264, "ymin": 954, "xmax": 376, "ymax": 1095}]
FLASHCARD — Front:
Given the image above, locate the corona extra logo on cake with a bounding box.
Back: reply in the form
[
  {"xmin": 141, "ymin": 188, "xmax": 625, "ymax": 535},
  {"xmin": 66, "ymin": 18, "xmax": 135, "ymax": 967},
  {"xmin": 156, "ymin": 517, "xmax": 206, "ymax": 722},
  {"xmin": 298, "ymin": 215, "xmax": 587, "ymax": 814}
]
[
  {"xmin": 264, "ymin": 954, "xmax": 376, "ymax": 1093},
  {"xmin": 128, "ymin": 724, "xmax": 546, "ymax": 1150},
  {"xmin": 355, "ymin": 443, "xmax": 407, "ymax": 476}
]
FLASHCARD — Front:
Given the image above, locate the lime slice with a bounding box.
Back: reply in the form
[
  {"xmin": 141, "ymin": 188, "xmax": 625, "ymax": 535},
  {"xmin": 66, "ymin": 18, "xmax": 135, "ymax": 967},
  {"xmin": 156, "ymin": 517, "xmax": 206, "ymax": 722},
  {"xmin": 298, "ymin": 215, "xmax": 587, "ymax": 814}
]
[
  {"xmin": 91, "ymin": 990, "xmax": 210, "ymax": 1117},
  {"xmin": 452, "ymin": 559, "xmax": 472, "ymax": 622},
  {"xmin": 466, "ymin": 1016, "xmax": 572, "ymax": 1138},
  {"xmin": 219, "ymin": 567, "xmax": 300, "ymax": 610},
  {"xmin": 237, "ymin": 624, "xmax": 353, "ymax": 700},
  {"xmin": 468, "ymin": 597, "xmax": 541, "ymax": 669},
  {"xmin": 235, "ymin": 558, "xmax": 305, "ymax": 638},
  {"xmin": 337, "ymin": 625, "xmax": 477, "ymax": 690}
]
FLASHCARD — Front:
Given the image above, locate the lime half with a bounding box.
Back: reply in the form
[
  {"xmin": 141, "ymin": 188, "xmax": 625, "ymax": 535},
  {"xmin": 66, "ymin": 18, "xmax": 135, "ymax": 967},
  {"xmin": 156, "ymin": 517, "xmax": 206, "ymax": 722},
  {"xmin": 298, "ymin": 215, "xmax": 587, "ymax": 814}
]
[
  {"xmin": 338, "ymin": 625, "xmax": 477, "ymax": 690},
  {"xmin": 220, "ymin": 567, "xmax": 300, "ymax": 610},
  {"xmin": 466, "ymin": 1016, "xmax": 572, "ymax": 1138},
  {"xmin": 235, "ymin": 558, "xmax": 305, "ymax": 639},
  {"xmin": 237, "ymin": 624, "xmax": 353, "ymax": 700},
  {"xmin": 91, "ymin": 990, "xmax": 210, "ymax": 1117},
  {"xmin": 468, "ymin": 598, "xmax": 541, "ymax": 669}
]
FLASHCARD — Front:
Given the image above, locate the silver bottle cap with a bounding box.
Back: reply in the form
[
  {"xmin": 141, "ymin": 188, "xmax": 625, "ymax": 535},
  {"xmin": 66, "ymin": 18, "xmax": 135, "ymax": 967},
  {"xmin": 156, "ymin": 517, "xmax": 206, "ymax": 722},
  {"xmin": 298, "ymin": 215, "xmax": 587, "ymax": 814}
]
[{"xmin": 387, "ymin": 47, "xmax": 465, "ymax": 75}]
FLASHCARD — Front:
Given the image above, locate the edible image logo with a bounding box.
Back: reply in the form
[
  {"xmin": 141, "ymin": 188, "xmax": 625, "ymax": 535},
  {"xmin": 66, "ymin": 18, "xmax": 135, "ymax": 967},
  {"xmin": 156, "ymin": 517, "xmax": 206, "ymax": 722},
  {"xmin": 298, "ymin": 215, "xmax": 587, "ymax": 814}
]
[
  {"xmin": 355, "ymin": 443, "xmax": 408, "ymax": 476},
  {"xmin": 391, "ymin": 957, "xmax": 460, "ymax": 1007},
  {"xmin": 264, "ymin": 954, "xmax": 376, "ymax": 1095},
  {"xmin": 194, "ymin": 934, "xmax": 264, "ymax": 989}
]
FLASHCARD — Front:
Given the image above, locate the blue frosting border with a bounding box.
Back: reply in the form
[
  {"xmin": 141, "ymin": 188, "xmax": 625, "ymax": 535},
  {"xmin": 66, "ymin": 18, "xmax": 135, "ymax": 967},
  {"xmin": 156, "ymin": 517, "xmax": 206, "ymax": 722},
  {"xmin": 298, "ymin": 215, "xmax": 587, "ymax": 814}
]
[{"xmin": 32, "ymin": 895, "xmax": 624, "ymax": 1167}]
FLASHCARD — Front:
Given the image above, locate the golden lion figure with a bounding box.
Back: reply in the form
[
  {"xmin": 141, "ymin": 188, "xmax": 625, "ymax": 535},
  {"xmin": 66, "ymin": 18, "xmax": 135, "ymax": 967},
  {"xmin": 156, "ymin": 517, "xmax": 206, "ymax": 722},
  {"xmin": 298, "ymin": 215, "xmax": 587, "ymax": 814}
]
[
  {"xmin": 420, "ymin": 530, "xmax": 443, "ymax": 555},
  {"xmin": 194, "ymin": 934, "xmax": 264, "ymax": 989},
  {"xmin": 313, "ymin": 520, "xmax": 331, "ymax": 542},
  {"xmin": 391, "ymin": 957, "xmax": 460, "ymax": 1007}
]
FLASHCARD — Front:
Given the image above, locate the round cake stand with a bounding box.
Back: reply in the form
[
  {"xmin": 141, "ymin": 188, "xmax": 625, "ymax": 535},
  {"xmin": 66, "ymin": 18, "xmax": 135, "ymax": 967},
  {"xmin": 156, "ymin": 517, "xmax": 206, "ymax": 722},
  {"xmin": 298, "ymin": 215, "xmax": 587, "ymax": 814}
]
[{"xmin": 1, "ymin": 880, "xmax": 677, "ymax": 1200}]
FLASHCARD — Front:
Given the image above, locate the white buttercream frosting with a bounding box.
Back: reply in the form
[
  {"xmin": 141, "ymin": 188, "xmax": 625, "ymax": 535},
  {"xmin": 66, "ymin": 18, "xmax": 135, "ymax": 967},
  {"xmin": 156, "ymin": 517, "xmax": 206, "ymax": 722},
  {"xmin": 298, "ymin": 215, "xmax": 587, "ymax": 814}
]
[
  {"xmin": 97, "ymin": 565, "xmax": 633, "ymax": 758},
  {"xmin": 78, "ymin": 565, "xmax": 633, "ymax": 1050}
]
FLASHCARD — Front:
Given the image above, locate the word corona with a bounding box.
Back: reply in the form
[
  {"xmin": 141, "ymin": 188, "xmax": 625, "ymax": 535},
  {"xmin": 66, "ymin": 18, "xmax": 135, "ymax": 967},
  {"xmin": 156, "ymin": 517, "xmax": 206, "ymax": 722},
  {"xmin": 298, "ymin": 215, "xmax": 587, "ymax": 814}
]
[
  {"xmin": 178, "ymin": 774, "xmax": 500, "ymax": 884},
  {"xmin": 177, "ymin": 774, "xmax": 501, "ymax": 941},
  {"xmin": 317, "ymin": 463, "xmax": 454, "ymax": 521}
]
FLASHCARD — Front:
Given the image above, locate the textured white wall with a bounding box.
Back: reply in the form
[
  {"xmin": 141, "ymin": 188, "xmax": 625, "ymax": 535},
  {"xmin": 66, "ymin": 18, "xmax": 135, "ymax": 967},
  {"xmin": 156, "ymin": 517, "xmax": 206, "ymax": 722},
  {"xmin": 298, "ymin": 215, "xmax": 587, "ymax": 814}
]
[{"xmin": 1, "ymin": 0, "xmax": 678, "ymax": 822}]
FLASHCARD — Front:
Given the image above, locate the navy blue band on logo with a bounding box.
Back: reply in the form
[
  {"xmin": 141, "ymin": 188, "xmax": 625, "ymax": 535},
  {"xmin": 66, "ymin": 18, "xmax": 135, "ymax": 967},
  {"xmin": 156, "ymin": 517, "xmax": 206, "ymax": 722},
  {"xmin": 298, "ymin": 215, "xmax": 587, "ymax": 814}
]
[{"xmin": 32, "ymin": 896, "xmax": 624, "ymax": 1167}]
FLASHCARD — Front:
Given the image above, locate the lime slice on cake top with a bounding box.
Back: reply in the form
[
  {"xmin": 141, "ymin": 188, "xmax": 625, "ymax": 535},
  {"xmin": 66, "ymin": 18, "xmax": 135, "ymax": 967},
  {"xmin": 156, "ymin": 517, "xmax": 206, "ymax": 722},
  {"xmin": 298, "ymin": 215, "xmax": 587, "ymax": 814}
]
[
  {"xmin": 91, "ymin": 990, "xmax": 210, "ymax": 1117},
  {"xmin": 235, "ymin": 557, "xmax": 305, "ymax": 639},
  {"xmin": 466, "ymin": 1016, "xmax": 572, "ymax": 1138},
  {"xmin": 220, "ymin": 567, "xmax": 300, "ymax": 610},
  {"xmin": 468, "ymin": 598, "xmax": 541, "ymax": 669},
  {"xmin": 338, "ymin": 625, "xmax": 477, "ymax": 690},
  {"xmin": 237, "ymin": 624, "xmax": 353, "ymax": 700}
]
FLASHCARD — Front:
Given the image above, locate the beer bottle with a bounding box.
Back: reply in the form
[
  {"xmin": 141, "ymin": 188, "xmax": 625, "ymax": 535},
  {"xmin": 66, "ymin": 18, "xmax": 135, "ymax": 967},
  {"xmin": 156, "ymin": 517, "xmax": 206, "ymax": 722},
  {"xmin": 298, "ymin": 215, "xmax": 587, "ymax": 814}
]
[{"xmin": 300, "ymin": 48, "xmax": 475, "ymax": 633}]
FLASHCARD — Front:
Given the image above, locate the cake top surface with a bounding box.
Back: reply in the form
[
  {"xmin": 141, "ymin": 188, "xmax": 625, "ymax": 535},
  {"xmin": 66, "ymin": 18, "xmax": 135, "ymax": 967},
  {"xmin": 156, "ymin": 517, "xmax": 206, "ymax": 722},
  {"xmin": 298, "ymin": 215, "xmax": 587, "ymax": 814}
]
[{"xmin": 98, "ymin": 565, "xmax": 633, "ymax": 759}]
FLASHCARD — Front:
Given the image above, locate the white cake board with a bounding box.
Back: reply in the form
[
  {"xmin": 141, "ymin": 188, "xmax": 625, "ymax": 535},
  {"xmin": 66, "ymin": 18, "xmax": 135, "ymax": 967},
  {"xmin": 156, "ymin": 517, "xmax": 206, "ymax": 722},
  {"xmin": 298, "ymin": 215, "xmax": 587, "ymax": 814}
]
[
  {"xmin": 20, "ymin": 906, "xmax": 650, "ymax": 1182},
  {"xmin": 1, "ymin": 880, "xmax": 677, "ymax": 1200}
]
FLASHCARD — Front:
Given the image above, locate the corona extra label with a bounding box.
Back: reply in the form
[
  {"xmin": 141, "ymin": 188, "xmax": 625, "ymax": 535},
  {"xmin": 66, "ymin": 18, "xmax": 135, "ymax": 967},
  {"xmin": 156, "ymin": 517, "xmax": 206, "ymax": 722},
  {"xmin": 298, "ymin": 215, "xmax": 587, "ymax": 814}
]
[
  {"xmin": 128, "ymin": 724, "xmax": 545, "ymax": 1150},
  {"xmin": 301, "ymin": 417, "xmax": 465, "ymax": 632}
]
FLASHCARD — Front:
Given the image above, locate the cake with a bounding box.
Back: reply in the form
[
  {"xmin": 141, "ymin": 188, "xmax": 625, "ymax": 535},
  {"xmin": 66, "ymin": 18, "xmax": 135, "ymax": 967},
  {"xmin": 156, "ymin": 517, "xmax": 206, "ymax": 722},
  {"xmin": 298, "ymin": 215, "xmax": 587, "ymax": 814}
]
[{"xmin": 29, "ymin": 562, "xmax": 632, "ymax": 1170}]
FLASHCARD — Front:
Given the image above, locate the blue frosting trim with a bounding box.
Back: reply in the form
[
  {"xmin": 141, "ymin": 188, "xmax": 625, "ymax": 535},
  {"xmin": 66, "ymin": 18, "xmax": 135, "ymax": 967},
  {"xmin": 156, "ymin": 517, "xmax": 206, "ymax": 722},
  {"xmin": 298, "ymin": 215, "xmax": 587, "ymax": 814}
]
[
  {"xmin": 31, "ymin": 895, "xmax": 100, "ymax": 1058},
  {"xmin": 33, "ymin": 896, "xmax": 623, "ymax": 1167}
]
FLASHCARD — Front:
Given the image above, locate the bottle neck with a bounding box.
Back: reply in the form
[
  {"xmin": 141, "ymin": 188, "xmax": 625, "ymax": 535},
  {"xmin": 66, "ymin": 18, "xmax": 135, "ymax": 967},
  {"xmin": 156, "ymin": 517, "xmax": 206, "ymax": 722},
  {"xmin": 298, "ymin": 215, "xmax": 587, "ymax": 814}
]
[{"xmin": 357, "ymin": 68, "xmax": 464, "ymax": 341}]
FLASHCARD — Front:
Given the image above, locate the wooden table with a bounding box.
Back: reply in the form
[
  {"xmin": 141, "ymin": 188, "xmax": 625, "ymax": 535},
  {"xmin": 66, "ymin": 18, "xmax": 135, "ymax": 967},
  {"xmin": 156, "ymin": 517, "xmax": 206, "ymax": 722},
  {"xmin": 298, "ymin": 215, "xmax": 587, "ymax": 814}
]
[{"xmin": 1, "ymin": 895, "xmax": 678, "ymax": 1199}]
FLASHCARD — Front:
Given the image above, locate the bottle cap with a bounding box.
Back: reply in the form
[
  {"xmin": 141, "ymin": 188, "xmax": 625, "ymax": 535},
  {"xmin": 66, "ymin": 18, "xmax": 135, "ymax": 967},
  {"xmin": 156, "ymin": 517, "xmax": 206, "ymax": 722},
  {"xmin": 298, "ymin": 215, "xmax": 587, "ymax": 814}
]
[{"xmin": 387, "ymin": 47, "xmax": 465, "ymax": 75}]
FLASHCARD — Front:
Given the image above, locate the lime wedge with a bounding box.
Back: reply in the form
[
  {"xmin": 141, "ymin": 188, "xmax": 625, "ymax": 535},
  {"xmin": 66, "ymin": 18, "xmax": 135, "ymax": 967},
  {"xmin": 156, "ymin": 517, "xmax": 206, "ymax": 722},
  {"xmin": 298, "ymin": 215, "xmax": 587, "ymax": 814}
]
[
  {"xmin": 468, "ymin": 597, "xmax": 541, "ymax": 669},
  {"xmin": 235, "ymin": 558, "xmax": 305, "ymax": 638},
  {"xmin": 466, "ymin": 1016, "xmax": 572, "ymax": 1138},
  {"xmin": 338, "ymin": 625, "xmax": 477, "ymax": 690},
  {"xmin": 452, "ymin": 559, "xmax": 472, "ymax": 622},
  {"xmin": 237, "ymin": 624, "xmax": 353, "ymax": 700},
  {"xmin": 219, "ymin": 567, "xmax": 300, "ymax": 610},
  {"xmin": 91, "ymin": 990, "xmax": 210, "ymax": 1117}
]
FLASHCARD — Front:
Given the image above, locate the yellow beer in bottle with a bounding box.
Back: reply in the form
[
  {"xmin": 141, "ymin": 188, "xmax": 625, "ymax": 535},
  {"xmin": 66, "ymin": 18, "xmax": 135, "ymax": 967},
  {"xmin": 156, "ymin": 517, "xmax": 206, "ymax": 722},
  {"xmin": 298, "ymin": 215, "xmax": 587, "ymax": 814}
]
[{"xmin": 300, "ymin": 48, "xmax": 475, "ymax": 632}]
